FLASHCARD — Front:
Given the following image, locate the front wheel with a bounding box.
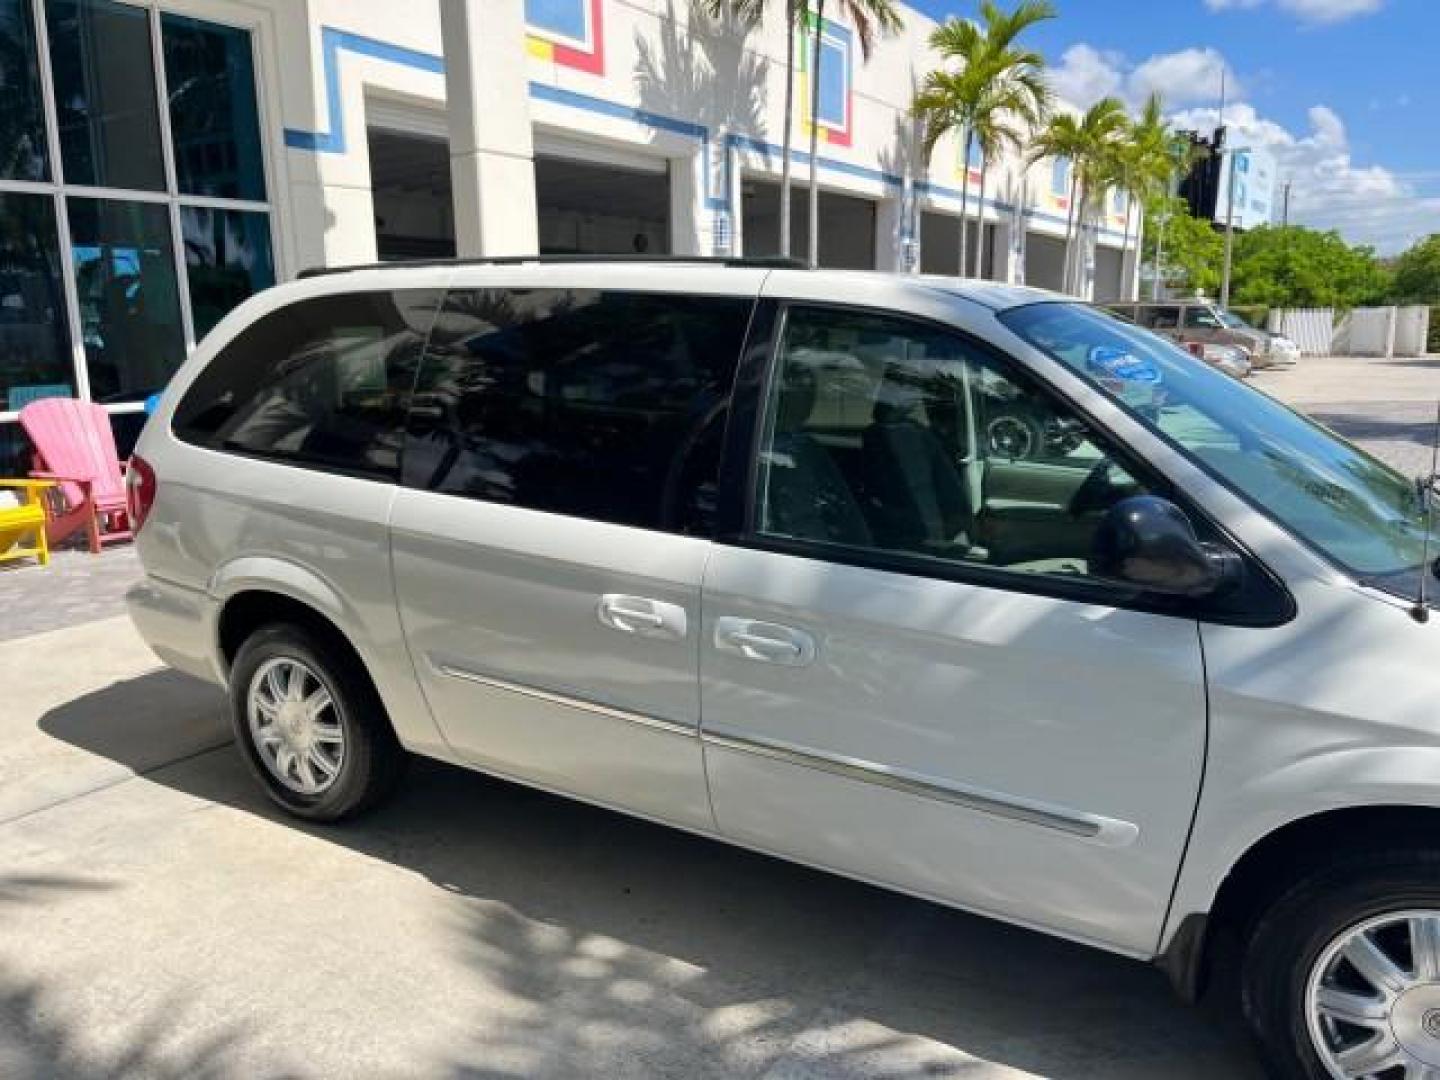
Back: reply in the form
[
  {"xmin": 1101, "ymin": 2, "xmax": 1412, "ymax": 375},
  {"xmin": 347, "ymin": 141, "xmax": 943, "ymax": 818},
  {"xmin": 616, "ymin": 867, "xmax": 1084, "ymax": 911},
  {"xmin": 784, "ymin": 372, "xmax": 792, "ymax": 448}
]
[
  {"xmin": 228, "ymin": 622, "xmax": 406, "ymax": 821},
  {"xmin": 1242, "ymin": 848, "xmax": 1440, "ymax": 1079}
]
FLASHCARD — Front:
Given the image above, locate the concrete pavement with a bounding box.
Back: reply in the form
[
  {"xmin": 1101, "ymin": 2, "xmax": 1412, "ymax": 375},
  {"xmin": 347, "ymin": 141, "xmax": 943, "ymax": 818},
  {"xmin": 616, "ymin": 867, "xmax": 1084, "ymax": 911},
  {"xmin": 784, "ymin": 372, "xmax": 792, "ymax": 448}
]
[
  {"xmin": 1251, "ymin": 354, "xmax": 1440, "ymax": 478},
  {"xmin": 0, "ymin": 615, "xmax": 1261, "ymax": 1078}
]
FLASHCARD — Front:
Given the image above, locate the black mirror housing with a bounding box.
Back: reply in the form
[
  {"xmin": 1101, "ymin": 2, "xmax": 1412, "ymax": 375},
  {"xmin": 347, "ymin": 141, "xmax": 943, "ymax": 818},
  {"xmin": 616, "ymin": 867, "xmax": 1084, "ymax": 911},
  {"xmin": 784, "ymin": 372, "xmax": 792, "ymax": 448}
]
[{"xmin": 1092, "ymin": 496, "xmax": 1241, "ymax": 599}]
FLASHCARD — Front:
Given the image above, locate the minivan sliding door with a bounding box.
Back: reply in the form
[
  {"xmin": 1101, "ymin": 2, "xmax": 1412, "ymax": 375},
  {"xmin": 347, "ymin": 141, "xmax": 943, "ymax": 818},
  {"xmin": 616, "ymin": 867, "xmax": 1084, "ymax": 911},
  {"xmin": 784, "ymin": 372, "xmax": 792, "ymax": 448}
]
[{"xmin": 389, "ymin": 283, "xmax": 758, "ymax": 831}]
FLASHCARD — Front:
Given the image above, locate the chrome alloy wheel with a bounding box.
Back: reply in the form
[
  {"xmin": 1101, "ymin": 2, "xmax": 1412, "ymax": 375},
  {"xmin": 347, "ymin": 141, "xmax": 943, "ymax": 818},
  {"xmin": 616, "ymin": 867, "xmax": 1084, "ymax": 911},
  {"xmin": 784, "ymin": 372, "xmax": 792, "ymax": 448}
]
[
  {"xmin": 246, "ymin": 657, "xmax": 345, "ymax": 796},
  {"xmin": 1306, "ymin": 910, "xmax": 1440, "ymax": 1078}
]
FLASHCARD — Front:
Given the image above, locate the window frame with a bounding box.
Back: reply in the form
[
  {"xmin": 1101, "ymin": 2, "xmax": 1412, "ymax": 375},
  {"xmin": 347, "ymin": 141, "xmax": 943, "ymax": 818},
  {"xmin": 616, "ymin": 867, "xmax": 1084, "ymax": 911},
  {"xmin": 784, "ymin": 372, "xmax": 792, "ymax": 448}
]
[
  {"xmin": 400, "ymin": 284, "xmax": 760, "ymax": 539},
  {"xmin": 172, "ymin": 286, "xmax": 447, "ymax": 484},
  {"xmin": 1184, "ymin": 305, "xmax": 1223, "ymax": 330},
  {"xmin": 717, "ymin": 298, "xmax": 1293, "ymax": 627},
  {"xmin": 0, "ymin": 0, "xmax": 278, "ymax": 426}
]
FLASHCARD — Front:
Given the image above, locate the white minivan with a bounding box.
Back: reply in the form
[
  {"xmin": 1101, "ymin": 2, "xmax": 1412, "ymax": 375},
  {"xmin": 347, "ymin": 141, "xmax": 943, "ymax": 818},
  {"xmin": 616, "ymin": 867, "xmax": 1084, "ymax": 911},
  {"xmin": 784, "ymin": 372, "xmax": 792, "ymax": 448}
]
[{"xmin": 127, "ymin": 258, "xmax": 1440, "ymax": 1080}]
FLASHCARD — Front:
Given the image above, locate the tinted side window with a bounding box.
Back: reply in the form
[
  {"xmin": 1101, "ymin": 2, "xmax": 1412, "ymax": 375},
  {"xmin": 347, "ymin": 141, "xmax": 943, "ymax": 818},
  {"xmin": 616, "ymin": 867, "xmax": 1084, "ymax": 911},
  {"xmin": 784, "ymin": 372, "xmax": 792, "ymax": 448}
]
[
  {"xmin": 405, "ymin": 289, "xmax": 753, "ymax": 534},
  {"xmin": 1140, "ymin": 306, "xmax": 1181, "ymax": 330},
  {"xmin": 173, "ymin": 290, "xmax": 442, "ymax": 480}
]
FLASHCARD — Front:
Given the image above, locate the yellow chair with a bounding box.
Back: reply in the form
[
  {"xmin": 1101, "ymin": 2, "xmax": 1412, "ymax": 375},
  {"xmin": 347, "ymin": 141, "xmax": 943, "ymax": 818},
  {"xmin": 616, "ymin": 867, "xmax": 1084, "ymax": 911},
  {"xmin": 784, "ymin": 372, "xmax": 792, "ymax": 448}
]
[{"xmin": 0, "ymin": 479, "xmax": 56, "ymax": 567}]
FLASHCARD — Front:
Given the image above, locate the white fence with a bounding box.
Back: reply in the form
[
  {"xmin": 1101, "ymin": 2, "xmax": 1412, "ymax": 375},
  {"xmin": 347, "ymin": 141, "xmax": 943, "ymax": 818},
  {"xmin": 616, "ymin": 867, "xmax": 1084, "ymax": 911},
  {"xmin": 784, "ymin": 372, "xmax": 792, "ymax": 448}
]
[
  {"xmin": 1268, "ymin": 306, "xmax": 1432, "ymax": 358},
  {"xmin": 1269, "ymin": 309, "xmax": 1337, "ymax": 356},
  {"xmin": 1397, "ymin": 306, "xmax": 1432, "ymax": 356}
]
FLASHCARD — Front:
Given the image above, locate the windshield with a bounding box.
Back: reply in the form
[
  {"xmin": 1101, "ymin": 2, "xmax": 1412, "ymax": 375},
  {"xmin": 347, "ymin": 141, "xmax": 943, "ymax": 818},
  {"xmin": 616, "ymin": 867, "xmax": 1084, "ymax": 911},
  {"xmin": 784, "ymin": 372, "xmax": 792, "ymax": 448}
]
[
  {"xmin": 1215, "ymin": 307, "xmax": 1253, "ymax": 330},
  {"xmin": 999, "ymin": 302, "xmax": 1428, "ymax": 581}
]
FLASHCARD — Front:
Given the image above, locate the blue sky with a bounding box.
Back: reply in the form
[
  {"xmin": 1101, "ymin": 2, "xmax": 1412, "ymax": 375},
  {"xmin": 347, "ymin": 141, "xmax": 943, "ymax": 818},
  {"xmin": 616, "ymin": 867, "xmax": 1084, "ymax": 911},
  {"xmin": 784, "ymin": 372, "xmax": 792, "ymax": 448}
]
[{"xmin": 907, "ymin": 0, "xmax": 1440, "ymax": 253}]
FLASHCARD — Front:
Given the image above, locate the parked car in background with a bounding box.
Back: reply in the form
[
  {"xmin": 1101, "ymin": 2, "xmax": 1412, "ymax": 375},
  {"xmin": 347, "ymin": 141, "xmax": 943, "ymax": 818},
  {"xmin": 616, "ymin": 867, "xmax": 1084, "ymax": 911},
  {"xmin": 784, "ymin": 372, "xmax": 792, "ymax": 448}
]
[
  {"xmin": 1094, "ymin": 304, "xmax": 1251, "ymax": 379},
  {"xmin": 130, "ymin": 259, "xmax": 1440, "ymax": 1080},
  {"xmin": 1267, "ymin": 330, "xmax": 1303, "ymax": 365},
  {"xmin": 1104, "ymin": 299, "xmax": 1293, "ymax": 369},
  {"xmin": 1185, "ymin": 341, "xmax": 1253, "ymax": 379}
]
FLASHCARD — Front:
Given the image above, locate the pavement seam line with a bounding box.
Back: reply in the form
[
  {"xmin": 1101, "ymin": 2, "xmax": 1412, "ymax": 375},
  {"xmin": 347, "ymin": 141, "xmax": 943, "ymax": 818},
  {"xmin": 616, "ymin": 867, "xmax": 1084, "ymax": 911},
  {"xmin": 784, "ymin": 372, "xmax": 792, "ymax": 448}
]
[{"xmin": 0, "ymin": 737, "xmax": 235, "ymax": 830}]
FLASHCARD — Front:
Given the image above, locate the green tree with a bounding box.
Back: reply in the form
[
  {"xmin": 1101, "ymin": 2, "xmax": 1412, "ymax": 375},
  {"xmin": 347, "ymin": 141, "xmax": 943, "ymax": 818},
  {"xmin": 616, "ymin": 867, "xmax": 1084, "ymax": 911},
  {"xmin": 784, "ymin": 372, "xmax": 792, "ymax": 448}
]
[
  {"xmin": 911, "ymin": 0, "xmax": 1054, "ymax": 277},
  {"xmin": 1143, "ymin": 193, "xmax": 1223, "ymax": 296},
  {"xmin": 1391, "ymin": 234, "xmax": 1440, "ymax": 303},
  {"xmin": 804, "ymin": 0, "xmax": 904, "ymax": 268},
  {"xmin": 1230, "ymin": 225, "xmax": 1390, "ymax": 308},
  {"xmin": 1029, "ymin": 96, "xmax": 1129, "ymax": 293},
  {"xmin": 1103, "ymin": 93, "xmax": 1191, "ymax": 301}
]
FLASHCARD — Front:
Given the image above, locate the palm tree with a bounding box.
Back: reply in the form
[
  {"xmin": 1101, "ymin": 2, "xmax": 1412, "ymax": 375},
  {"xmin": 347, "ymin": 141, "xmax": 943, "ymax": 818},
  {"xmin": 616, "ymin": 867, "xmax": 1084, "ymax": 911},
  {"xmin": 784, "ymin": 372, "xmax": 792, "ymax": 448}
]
[
  {"xmin": 1025, "ymin": 111, "xmax": 1086, "ymax": 287},
  {"xmin": 803, "ymin": 0, "xmax": 903, "ymax": 268},
  {"xmin": 1029, "ymin": 96, "xmax": 1129, "ymax": 294},
  {"xmin": 911, "ymin": 0, "xmax": 1054, "ymax": 278},
  {"xmin": 1111, "ymin": 93, "xmax": 1173, "ymax": 300},
  {"xmin": 964, "ymin": 67, "xmax": 1048, "ymax": 276}
]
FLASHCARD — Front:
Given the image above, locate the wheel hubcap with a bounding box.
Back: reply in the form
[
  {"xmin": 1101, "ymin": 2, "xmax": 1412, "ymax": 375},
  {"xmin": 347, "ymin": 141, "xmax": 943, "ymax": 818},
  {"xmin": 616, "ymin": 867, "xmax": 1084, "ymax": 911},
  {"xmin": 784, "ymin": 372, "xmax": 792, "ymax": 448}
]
[
  {"xmin": 1306, "ymin": 910, "xmax": 1440, "ymax": 1078},
  {"xmin": 246, "ymin": 657, "xmax": 344, "ymax": 796}
]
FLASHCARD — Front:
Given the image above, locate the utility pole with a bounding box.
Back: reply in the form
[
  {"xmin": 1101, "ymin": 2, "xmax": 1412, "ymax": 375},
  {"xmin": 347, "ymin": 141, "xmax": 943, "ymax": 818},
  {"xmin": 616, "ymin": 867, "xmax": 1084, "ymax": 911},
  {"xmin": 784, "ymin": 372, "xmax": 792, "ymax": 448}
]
[
  {"xmin": 1152, "ymin": 193, "xmax": 1169, "ymax": 301},
  {"xmin": 1281, "ymin": 179, "xmax": 1293, "ymax": 305}
]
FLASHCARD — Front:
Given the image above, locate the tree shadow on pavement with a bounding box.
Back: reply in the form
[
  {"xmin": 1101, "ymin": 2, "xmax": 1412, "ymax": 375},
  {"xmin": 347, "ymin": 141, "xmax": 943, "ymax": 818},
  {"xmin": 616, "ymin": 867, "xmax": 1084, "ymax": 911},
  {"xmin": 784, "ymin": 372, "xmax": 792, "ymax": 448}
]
[
  {"xmin": 41, "ymin": 672, "xmax": 1263, "ymax": 1079},
  {"xmin": 0, "ymin": 873, "xmax": 297, "ymax": 1080},
  {"xmin": 1308, "ymin": 407, "xmax": 1438, "ymax": 446}
]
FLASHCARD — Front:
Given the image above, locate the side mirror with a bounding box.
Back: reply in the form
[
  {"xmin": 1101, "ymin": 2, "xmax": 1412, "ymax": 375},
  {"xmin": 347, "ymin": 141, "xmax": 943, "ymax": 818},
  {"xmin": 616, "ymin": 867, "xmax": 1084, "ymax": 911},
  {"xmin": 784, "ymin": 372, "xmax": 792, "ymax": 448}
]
[{"xmin": 1092, "ymin": 496, "xmax": 1241, "ymax": 598}]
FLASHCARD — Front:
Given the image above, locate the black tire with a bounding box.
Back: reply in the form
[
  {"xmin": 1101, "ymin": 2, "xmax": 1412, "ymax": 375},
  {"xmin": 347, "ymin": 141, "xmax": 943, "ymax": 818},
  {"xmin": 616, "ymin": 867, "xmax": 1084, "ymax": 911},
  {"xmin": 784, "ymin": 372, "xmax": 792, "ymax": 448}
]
[
  {"xmin": 1241, "ymin": 846, "xmax": 1440, "ymax": 1079},
  {"xmin": 228, "ymin": 622, "xmax": 406, "ymax": 821}
]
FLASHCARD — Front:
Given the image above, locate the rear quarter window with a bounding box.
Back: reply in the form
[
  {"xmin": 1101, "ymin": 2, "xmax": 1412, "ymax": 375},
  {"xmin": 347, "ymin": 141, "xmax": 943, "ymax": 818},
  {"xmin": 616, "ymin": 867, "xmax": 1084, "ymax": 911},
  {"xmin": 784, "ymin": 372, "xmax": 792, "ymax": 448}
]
[{"xmin": 173, "ymin": 290, "xmax": 443, "ymax": 480}]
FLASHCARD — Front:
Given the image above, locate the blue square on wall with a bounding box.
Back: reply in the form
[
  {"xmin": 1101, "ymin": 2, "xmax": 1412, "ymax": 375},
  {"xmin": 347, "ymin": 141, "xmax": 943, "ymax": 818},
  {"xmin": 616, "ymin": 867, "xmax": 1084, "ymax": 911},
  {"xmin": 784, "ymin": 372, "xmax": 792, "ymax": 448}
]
[
  {"xmin": 526, "ymin": 0, "xmax": 587, "ymax": 42},
  {"xmin": 817, "ymin": 36, "xmax": 847, "ymax": 126}
]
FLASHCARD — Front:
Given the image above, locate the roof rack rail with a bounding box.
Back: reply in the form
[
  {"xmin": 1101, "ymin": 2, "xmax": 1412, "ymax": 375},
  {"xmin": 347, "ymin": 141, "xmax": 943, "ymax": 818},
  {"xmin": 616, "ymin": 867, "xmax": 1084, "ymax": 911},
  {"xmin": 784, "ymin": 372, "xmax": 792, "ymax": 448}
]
[{"xmin": 297, "ymin": 253, "xmax": 807, "ymax": 279}]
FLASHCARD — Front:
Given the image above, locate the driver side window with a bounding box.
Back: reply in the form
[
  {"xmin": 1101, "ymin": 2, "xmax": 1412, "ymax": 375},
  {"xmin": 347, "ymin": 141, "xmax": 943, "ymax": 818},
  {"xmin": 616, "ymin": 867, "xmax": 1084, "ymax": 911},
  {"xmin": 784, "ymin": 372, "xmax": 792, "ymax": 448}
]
[{"xmin": 754, "ymin": 306, "xmax": 1152, "ymax": 582}]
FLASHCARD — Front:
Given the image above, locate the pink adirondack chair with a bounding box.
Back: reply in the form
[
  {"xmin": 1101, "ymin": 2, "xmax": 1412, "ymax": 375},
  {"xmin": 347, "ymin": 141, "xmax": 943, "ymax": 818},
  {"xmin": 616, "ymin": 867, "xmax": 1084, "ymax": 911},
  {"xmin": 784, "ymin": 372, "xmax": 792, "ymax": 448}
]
[{"xmin": 19, "ymin": 399, "xmax": 133, "ymax": 553}]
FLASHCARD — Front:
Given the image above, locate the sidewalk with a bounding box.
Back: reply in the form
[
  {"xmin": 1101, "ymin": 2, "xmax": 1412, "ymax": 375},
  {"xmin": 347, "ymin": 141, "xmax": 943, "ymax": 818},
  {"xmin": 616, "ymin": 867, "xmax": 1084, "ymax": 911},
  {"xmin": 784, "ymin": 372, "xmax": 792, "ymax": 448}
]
[{"xmin": 0, "ymin": 547, "xmax": 140, "ymax": 644}]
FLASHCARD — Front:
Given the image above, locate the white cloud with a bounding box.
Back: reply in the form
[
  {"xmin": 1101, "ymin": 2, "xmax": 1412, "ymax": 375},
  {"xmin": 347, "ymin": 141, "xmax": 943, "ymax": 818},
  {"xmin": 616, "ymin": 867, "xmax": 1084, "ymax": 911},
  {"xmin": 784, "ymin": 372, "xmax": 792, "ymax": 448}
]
[
  {"xmin": 1048, "ymin": 44, "xmax": 1125, "ymax": 110},
  {"xmin": 1130, "ymin": 48, "xmax": 1236, "ymax": 107},
  {"xmin": 1204, "ymin": 0, "xmax": 1384, "ymax": 23},
  {"xmin": 1167, "ymin": 102, "xmax": 1440, "ymax": 253},
  {"xmin": 1044, "ymin": 39, "xmax": 1433, "ymax": 252},
  {"xmin": 1047, "ymin": 46, "xmax": 1238, "ymax": 110}
]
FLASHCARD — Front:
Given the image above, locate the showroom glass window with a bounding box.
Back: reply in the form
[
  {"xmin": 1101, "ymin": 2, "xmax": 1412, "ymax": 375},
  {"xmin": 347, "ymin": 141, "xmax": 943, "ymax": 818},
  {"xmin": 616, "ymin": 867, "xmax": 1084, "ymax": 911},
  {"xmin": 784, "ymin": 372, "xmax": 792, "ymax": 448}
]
[
  {"xmin": 68, "ymin": 197, "xmax": 185, "ymax": 403},
  {"xmin": 0, "ymin": 0, "xmax": 49, "ymax": 182},
  {"xmin": 0, "ymin": 1, "xmax": 274, "ymax": 475}
]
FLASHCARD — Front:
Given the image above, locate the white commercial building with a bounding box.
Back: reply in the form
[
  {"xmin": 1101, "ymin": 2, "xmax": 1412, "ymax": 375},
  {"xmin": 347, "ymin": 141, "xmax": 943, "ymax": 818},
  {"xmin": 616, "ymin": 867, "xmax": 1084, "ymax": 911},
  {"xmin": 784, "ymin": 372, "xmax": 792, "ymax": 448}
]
[{"xmin": 0, "ymin": 0, "xmax": 1141, "ymax": 472}]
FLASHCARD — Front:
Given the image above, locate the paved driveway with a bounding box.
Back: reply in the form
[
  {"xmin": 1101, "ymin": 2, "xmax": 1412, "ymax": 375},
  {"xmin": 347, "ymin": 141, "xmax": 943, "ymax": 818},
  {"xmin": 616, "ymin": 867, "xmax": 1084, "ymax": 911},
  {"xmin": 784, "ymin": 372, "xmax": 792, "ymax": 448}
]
[
  {"xmin": 1251, "ymin": 354, "xmax": 1440, "ymax": 477},
  {"xmin": 2, "ymin": 624, "xmax": 1258, "ymax": 1079},
  {"xmin": 9, "ymin": 354, "xmax": 1437, "ymax": 1079}
]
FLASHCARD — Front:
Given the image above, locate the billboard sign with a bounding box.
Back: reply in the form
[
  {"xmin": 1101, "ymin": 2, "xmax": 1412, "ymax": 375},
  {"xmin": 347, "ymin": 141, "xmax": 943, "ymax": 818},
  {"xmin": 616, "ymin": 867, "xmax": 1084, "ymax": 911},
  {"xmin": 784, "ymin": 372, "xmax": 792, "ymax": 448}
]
[{"xmin": 1215, "ymin": 147, "xmax": 1276, "ymax": 231}]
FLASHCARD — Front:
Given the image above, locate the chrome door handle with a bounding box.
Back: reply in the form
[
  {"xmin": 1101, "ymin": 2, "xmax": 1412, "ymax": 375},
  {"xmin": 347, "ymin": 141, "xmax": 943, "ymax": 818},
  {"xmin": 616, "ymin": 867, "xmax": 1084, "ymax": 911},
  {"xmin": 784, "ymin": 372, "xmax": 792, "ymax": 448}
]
[
  {"xmin": 714, "ymin": 617, "xmax": 816, "ymax": 667},
  {"xmin": 726, "ymin": 631, "xmax": 800, "ymax": 656},
  {"xmin": 597, "ymin": 594, "xmax": 688, "ymax": 640}
]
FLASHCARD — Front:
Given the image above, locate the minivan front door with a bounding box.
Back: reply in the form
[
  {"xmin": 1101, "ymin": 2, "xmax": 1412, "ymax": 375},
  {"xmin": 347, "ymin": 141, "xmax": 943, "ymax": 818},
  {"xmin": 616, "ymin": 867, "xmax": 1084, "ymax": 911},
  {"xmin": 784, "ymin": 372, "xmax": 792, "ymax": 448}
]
[
  {"xmin": 699, "ymin": 304, "xmax": 1206, "ymax": 955},
  {"xmin": 391, "ymin": 283, "xmax": 759, "ymax": 831}
]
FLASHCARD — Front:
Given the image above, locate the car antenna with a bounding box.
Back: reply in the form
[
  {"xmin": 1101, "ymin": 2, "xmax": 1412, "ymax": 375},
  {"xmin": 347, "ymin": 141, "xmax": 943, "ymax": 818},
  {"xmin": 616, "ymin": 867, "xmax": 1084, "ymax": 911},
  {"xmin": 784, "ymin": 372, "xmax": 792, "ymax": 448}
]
[{"xmin": 1411, "ymin": 400, "xmax": 1440, "ymax": 624}]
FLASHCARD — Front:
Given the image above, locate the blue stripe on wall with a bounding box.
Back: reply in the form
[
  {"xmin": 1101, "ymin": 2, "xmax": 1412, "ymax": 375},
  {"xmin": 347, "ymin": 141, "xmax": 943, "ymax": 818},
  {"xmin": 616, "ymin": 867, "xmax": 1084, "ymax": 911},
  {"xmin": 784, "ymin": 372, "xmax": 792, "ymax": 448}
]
[
  {"xmin": 283, "ymin": 28, "xmax": 444, "ymax": 153},
  {"xmin": 283, "ymin": 26, "xmax": 1125, "ymax": 242}
]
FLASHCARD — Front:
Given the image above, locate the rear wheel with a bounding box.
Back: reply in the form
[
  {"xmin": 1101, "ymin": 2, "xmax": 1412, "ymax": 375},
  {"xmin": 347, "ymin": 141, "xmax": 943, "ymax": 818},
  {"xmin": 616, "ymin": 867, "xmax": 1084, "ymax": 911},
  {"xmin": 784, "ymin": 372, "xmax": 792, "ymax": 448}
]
[
  {"xmin": 1242, "ymin": 848, "xmax": 1440, "ymax": 1079},
  {"xmin": 228, "ymin": 622, "xmax": 405, "ymax": 820}
]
